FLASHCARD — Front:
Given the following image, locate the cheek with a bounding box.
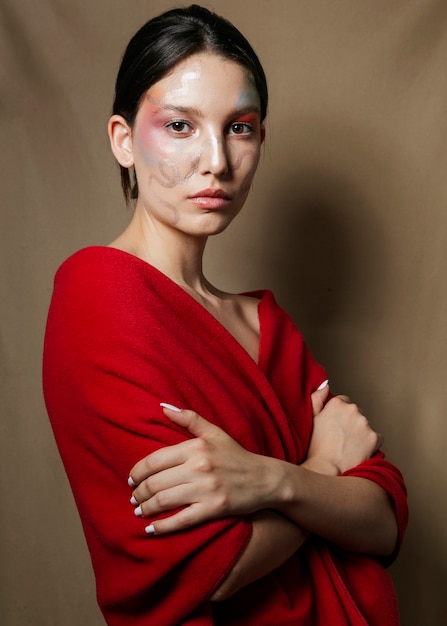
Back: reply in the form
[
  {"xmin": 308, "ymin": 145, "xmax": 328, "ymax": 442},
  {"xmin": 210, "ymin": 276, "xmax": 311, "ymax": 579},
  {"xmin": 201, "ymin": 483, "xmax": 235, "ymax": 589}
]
[
  {"xmin": 137, "ymin": 120, "xmax": 194, "ymax": 172},
  {"xmin": 136, "ymin": 126, "xmax": 200, "ymax": 188},
  {"xmin": 136, "ymin": 116, "xmax": 173, "ymax": 166},
  {"xmin": 137, "ymin": 124, "xmax": 201, "ymax": 186},
  {"xmin": 231, "ymin": 147, "xmax": 260, "ymax": 175},
  {"xmin": 231, "ymin": 148, "xmax": 260, "ymax": 193}
]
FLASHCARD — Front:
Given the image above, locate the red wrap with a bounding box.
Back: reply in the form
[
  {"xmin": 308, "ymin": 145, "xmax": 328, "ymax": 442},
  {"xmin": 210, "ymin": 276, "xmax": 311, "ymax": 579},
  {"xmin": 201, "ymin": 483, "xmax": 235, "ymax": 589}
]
[{"xmin": 43, "ymin": 247, "xmax": 408, "ymax": 625}]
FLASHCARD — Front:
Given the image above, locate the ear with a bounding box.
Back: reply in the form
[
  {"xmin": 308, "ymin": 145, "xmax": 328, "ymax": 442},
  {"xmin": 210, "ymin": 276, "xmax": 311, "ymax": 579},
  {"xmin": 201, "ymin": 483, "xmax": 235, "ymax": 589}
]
[
  {"xmin": 260, "ymin": 124, "xmax": 266, "ymax": 144},
  {"xmin": 108, "ymin": 115, "xmax": 134, "ymax": 167}
]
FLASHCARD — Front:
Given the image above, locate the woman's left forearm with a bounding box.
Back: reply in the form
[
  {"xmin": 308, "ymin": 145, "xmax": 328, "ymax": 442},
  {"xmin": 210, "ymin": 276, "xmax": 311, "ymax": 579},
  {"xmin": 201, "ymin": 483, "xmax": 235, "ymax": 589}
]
[{"xmin": 266, "ymin": 457, "xmax": 398, "ymax": 556}]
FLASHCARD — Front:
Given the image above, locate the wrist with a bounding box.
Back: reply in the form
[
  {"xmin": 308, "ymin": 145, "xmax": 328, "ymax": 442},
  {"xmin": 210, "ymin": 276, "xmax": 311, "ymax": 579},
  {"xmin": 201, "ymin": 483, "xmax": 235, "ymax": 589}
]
[
  {"xmin": 270, "ymin": 458, "xmax": 302, "ymax": 509},
  {"xmin": 301, "ymin": 456, "xmax": 340, "ymax": 476}
]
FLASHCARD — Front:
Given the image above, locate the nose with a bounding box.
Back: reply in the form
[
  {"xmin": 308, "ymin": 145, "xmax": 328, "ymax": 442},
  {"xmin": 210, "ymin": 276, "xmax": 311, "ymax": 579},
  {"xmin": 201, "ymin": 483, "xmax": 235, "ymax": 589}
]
[{"xmin": 200, "ymin": 133, "xmax": 229, "ymax": 177}]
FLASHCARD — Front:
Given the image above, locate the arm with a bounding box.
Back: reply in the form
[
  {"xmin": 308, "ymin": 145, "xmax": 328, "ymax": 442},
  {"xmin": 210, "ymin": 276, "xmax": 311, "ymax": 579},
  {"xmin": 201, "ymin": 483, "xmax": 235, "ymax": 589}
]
[
  {"xmin": 43, "ymin": 251, "xmax": 270, "ymax": 622},
  {"xmin": 264, "ymin": 457, "xmax": 397, "ymax": 556},
  {"xmin": 268, "ymin": 393, "xmax": 397, "ymax": 555},
  {"xmin": 211, "ymin": 510, "xmax": 308, "ymax": 602},
  {"xmin": 130, "ymin": 391, "xmax": 397, "ymax": 557}
]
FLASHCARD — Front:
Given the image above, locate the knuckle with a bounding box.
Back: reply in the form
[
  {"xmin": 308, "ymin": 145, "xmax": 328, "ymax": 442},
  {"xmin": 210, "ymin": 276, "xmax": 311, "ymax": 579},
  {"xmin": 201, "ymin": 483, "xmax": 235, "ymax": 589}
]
[
  {"xmin": 153, "ymin": 490, "xmax": 170, "ymax": 509},
  {"xmin": 336, "ymin": 394, "xmax": 351, "ymax": 404},
  {"xmin": 142, "ymin": 454, "xmax": 157, "ymax": 474},
  {"xmin": 332, "ymin": 395, "xmax": 349, "ymax": 410},
  {"xmin": 214, "ymin": 491, "xmax": 229, "ymax": 514},
  {"xmin": 348, "ymin": 402, "xmax": 359, "ymax": 414},
  {"xmin": 192, "ymin": 437, "xmax": 207, "ymax": 453},
  {"xmin": 195, "ymin": 458, "xmax": 213, "ymax": 474},
  {"xmin": 142, "ymin": 476, "xmax": 155, "ymax": 497},
  {"xmin": 370, "ymin": 430, "xmax": 382, "ymax": 446}
]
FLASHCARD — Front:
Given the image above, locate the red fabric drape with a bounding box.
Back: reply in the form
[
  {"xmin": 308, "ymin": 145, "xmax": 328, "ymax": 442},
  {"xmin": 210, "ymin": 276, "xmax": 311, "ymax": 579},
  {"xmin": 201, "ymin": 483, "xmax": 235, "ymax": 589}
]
[{"xmin": 43, "ymin": 247, "xmax": 408, "ymax": 625}]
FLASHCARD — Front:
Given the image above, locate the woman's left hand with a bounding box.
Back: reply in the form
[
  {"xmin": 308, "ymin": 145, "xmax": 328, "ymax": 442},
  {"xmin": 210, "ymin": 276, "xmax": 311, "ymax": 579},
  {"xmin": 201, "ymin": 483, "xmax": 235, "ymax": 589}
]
[{"xmin": 128, "ymin": 406, "xmax": 276, "ymax": 534}]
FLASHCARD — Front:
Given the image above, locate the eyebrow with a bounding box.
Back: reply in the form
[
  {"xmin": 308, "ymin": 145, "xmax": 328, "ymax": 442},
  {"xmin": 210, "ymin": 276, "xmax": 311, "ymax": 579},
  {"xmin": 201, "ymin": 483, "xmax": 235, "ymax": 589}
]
[{"xmin": 150, "ymin": 102, "xmax": 261, "ymax": 118}]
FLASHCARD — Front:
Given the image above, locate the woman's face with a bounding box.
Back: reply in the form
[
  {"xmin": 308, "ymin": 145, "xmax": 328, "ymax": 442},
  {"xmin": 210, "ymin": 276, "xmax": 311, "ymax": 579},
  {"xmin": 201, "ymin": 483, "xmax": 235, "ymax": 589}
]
[{"xmin": 128, "ymin": 52, "xmax": 264, "ymax": 237}]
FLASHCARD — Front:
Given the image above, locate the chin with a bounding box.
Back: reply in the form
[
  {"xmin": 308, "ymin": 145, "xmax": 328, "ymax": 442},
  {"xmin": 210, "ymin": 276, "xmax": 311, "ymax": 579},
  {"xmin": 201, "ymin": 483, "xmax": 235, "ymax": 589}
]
[{"xmin": 192, "ymin": 210, "xmax": 241, "ymax": 237}]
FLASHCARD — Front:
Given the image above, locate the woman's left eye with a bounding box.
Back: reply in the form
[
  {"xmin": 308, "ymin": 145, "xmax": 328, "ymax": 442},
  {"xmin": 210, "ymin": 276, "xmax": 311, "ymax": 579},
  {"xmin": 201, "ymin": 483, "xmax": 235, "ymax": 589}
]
[{"xmin": 228, "ymin": 123, "xmax": 252, "ymax": 135}]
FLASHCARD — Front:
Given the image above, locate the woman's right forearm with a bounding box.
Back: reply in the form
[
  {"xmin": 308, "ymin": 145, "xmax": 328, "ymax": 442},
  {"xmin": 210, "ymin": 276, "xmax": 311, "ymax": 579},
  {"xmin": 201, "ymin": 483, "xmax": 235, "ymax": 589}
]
[{"xmin": 211, "ymin": 510, "xmax": 307, "ymax": 602}]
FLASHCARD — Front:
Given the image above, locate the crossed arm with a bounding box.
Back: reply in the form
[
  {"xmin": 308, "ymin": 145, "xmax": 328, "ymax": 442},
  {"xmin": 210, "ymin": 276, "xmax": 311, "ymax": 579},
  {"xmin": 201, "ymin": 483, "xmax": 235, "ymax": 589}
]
[{"xmin": 128, "ymin": 384, "xmax": 398, "ymax": 600}]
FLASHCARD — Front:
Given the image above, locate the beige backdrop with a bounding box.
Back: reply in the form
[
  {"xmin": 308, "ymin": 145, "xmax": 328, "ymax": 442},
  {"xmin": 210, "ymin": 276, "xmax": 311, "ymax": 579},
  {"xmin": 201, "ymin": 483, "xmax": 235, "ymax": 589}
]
[{"xmin": 1, "ymin": 1, "xmax": 446, "ymax": 624}]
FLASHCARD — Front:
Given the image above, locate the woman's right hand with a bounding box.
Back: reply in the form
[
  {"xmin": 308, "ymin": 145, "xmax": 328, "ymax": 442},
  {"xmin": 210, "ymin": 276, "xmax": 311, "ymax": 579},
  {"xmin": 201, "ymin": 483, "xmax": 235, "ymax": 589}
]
[{"xmin": 304, "ymin": 385, "xmax": 383, "ymax": 476}]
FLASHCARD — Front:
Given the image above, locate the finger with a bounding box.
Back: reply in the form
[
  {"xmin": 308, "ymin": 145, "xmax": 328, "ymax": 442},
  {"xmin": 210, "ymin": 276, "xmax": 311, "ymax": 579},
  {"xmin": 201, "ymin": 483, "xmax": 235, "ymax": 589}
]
[
  {"xmin": 135, "ymin": 483, "xmax": 196, "ymax": 518},
  {"xmin": 144, "ymin": 503, "xmax": 209, "ymax": 536},
  {"xmin": 335, "ymin": 394, "xmax": 352, "ymax": 404},
  {"xmin": 161, "ymin": 405, "xmax": 220, "ymax": 439},
  {"xmin": 311, "ymin": 381, "xmax": 330, "ymax": 416},
  {"xmin": 129, "ymin": 440, "xmax": 194, "ymax": 486},
  {"xmin": 131, "ymin": 462, "xmax": 190, "ymax": 504}
]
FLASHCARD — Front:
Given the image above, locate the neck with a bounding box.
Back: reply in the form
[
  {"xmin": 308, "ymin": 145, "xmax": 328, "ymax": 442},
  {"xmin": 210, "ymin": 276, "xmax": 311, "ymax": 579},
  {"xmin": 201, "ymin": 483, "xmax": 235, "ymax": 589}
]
[{"xmin": 110, "ymin": 204, "xmax": 210, "ymax": 294}]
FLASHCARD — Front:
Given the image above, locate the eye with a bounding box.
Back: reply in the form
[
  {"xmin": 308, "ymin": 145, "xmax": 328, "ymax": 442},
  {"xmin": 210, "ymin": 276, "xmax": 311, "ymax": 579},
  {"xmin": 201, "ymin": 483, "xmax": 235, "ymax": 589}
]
[
  {"xmin": 166, "ymin": 121, "xmax": 192, "ymax": 134},
  {"xmin": 228, "ymin": 122, "xmax": 253, "ymax": 136}
]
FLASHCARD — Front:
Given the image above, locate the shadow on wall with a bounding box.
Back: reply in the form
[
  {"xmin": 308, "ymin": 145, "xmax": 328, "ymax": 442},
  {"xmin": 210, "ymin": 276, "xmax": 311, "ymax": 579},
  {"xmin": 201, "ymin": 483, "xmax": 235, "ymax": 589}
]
[
  {"xmin": 260, "ymin": 163, "xmax": 447, "ymax": 624},
  {"xmin": 260, "ymin": 165, "xmax": 391, "ymax": 366}
]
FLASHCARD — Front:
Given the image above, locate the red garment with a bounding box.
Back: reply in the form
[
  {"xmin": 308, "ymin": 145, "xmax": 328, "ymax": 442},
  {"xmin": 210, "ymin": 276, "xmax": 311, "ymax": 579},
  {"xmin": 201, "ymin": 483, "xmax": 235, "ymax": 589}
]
[{"xmin": 43, "ymin": 247, "xmax": 408, "ymax": 626}]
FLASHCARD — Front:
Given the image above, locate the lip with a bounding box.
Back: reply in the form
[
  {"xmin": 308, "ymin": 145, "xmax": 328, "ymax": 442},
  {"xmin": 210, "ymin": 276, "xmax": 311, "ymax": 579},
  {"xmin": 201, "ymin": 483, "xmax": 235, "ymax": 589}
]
[
  {"xmin": 189, "ymin": 188, "xmax": 232, "ymax": 210},
  {"xmin": 189, "ymin": 188, "xmax": 231, "ymax": 200}
]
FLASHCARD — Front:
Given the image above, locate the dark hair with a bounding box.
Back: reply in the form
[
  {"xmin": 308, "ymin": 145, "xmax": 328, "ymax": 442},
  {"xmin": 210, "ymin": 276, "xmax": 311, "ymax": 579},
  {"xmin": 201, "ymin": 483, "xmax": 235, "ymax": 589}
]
[{"xmin": 112, "ymin": 4, "xmax": 268, "ymax": 203}]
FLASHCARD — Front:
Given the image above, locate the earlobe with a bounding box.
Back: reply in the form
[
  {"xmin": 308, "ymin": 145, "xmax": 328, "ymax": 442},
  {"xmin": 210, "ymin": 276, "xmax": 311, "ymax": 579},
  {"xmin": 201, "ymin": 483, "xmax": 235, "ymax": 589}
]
[{"xmin": 108, "ymin": 115, "xmax": 134, "ymax": 167}]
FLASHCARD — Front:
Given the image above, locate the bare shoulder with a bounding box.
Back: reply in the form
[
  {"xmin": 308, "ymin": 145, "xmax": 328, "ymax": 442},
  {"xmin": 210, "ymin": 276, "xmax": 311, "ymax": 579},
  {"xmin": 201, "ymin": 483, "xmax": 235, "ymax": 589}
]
[
  {"xmin": 235, "ymin": 293, "xmax": 261, "ymax": 328},
  {"xmin": 217, "ymin": 292, "xmax": 260, "ymax": 337}
]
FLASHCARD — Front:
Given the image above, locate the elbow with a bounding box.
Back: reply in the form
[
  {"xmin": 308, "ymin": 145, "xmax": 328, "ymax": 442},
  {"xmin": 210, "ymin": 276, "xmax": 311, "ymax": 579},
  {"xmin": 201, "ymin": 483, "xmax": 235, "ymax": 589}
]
[
  {"xmin": 211, "ymin": 578, "xmax": 239, "ymax": 602},
  {"xmin": 366, "ymin": 506, "xmax": 399, "ymax": 559},
  {"xmin": 378, "ymin": 516, "xmax": 399, "ymax": 559}
]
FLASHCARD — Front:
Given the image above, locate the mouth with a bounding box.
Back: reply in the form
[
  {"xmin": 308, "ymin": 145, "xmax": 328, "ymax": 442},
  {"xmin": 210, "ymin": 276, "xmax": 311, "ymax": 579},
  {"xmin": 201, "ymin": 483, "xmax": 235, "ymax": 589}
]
[
  {"xmin": 190, "ymin": 188, "xmax": 231, "ymax": 200},
  {"xmin": 189, "ymin": 188, "xmax": 232, "ymax": 210}
]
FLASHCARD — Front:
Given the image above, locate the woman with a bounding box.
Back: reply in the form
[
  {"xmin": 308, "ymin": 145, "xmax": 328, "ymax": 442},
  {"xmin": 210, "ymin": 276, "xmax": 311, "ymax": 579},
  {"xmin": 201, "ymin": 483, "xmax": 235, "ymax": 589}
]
[{"xmin": 43, "ymin": 5, "xmax": 408, "ymax": 625}]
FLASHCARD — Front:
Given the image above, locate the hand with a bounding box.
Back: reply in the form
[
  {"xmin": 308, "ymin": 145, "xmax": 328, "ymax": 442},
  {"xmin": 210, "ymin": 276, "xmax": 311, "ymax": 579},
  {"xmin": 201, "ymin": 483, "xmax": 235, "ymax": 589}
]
[
  {"xmin": 129, "ymin": 406, "xmax": 275, "ymax": 534},
  {"xmin": 304, "ymin": 390, "xmax": 383, "ymax": 476}
]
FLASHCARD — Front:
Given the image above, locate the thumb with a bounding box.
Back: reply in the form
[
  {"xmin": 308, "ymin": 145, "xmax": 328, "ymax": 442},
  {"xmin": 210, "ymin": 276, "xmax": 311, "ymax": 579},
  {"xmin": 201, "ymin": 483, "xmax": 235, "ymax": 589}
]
[
  {"xmin": 160, "ymin": 403, "xmax": 217, "ymax": 438},
  {"xmin": 311, "ymin": 380, "xmax": 330, "ymax": 416}
]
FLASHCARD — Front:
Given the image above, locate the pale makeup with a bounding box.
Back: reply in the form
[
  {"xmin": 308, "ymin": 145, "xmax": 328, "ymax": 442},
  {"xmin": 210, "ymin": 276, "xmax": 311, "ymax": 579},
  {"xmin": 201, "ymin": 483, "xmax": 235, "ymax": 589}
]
[{"xmin": 129, "ymin": 53, "xmax": 263, "ymax": 235}]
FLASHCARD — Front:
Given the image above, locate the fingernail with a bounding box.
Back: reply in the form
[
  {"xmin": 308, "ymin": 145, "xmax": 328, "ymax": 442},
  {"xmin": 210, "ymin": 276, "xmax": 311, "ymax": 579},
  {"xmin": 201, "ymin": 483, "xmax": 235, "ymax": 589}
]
[
  {"xmin": 145, "ymin": 524, "xmax": 156, "ymax": 534},
  {"xmin": 160, "ymin": 402, "xmax": 182, "ymax": 412},
  {"xmin": 317, "ymin": 380, "xmax": 329, "ymax": 391},
  {"xmin": 128, "ymin": 476, "xmax": 137, "ymax": 487},
  {"xmin": 134, "ymin": 506, "xmax": 142, "ymax": 517},
  {"xmin": 130, "ymin": 496, "xmax": 138, "ymax": 506}
]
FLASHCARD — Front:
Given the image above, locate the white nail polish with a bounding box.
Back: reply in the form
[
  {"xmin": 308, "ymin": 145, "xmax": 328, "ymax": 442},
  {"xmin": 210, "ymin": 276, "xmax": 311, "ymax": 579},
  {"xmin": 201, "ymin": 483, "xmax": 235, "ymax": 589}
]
[
  {"xmin": 160, "ymin": 402, "xmax": 182, "ymax": 412},
  {"xmin": 145, "ymin": 524, "xmax": 156, "ymax": 534},
  {"xmin": 317, "ymin": 380, "xmax": 329, "ymax": 391},
  {"xmin": 130, "ymin": 496, "xmax": 138, "ymax": 506},
  {"xmin": 134, "ymin": 506, "xmax": 142, "ymax": 517},
  {"xmin": 128, "ymin": 476, "xmax": 137, "ymax": 487}
]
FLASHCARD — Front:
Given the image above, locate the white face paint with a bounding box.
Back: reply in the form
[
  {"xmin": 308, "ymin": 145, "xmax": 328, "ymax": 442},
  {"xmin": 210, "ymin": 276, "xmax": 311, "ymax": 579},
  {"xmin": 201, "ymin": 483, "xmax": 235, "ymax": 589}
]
[
  {"xmin": 130, "ymin": 52, "xmax": 264, "ymax": 236},
  {"xmin": 167, "ymin": 65, "xmax": 202, "ymax": 99}
]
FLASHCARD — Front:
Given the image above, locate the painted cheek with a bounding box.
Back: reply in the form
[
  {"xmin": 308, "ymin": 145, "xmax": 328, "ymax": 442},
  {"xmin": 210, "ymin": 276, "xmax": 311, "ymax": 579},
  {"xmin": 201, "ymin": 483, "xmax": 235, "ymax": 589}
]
[
  {"xmin": 136, "ymin": 111, "xmax": 201, "ymax": 188},
  {"xmin": 136, "ymin": 101, "xmax": 175, "ymax": 165}
]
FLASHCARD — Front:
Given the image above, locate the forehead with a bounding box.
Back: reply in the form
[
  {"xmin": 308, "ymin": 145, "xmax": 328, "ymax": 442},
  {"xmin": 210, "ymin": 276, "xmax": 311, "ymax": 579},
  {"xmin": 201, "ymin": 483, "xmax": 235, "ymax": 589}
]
[{"xmin": 146, "ymin": 52, "xmax": 260, "ymax": 111}]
